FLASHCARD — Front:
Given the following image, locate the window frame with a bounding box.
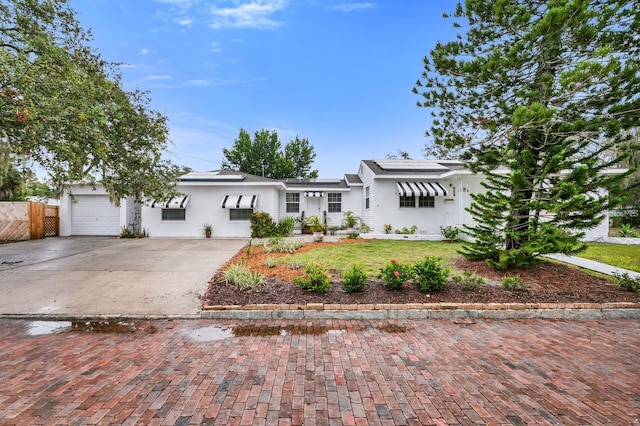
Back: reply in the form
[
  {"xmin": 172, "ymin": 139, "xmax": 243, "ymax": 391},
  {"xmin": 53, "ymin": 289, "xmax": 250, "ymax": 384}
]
[
  {"xmin": 365, "ymin": 186, "xmax": 370, "ymax": 209},
  {"xmin": 229, "ymin": 209, "xmax": 253, "ymax": 221},
  {"xmin": 399, "ymin": 195, "xmax": 416, "ymax": 208},
  {"xmin": 418, "ymin": 195, "xmax": 435, "ymax": 208},
  {"xmin": 327, "ymin": 192, "xmax": 342, "ymax": 213},
  {"xmin": 285, "ymin": 193, "xmax": 300, "ymax": 213},
  {"xmin": 161, "ymin": 209, "xmax": 186, "ymax": 221}
]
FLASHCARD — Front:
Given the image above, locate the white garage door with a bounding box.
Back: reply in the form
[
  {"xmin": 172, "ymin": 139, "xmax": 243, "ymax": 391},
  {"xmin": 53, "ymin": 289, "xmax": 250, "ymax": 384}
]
[{"xmin": 71, "ymin": 195, "xmax": 121, "ymax": 235}]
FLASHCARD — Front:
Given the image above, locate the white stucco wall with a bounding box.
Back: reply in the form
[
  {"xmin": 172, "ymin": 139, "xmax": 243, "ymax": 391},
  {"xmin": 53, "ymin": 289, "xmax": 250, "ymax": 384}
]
[
  {"xmin": 277, "ymin": 188, "xmax": 363, "ymax": 231},
  {"xmin": 143, "ymin": 184, "xmax": 281, "ymax": 238},
  {"xmin": 60, "ymin": 185, "xmax": 129, "ymax": 236}
]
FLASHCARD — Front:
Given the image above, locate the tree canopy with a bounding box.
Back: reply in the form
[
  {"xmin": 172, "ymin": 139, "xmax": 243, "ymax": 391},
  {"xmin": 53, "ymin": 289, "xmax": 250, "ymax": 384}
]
[
  {"xmin": 1, "ymin": 0, "xmax": 185, "ymax": 203},
  {"xmin": 414, "ymin": 0, "xmax": 639, "ymax": 269},
  {"xmin": 222, "ymin": 129, "xmax": 318, "ymax": 179}
]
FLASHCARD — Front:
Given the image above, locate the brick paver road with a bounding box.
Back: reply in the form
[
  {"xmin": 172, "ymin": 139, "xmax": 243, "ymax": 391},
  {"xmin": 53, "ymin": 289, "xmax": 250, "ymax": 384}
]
[{"xmin": 1, "ymin": 318, "xmax": 638, "ymax": 425}]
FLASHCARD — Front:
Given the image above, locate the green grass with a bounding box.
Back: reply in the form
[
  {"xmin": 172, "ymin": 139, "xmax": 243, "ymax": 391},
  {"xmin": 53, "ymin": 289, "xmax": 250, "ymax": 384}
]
[
  {"xmin": 577, "ymin": 243, "xmax": 640, "ymax": 272},
  {"xmin": 288, "ymin": 240, "xmax": 461, "ymax": 276}
]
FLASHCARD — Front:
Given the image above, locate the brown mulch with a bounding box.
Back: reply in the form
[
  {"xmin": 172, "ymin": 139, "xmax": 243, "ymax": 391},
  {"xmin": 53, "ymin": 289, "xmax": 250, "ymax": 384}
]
[{"xmin": 204, "ymin": 239, "xmax": 640, "ymax": 306}]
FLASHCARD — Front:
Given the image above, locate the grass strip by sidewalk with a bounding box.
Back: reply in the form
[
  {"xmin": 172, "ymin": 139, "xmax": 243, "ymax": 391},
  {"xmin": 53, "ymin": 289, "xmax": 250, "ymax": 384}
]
[{"xmin": 577, "ymin": 243, "xmax": 640, "ymax": 272}]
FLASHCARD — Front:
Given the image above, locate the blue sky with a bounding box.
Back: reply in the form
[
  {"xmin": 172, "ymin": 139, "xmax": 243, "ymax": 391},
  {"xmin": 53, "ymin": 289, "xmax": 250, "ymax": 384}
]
[{"xmin": 71, "ymin": 0, "xmax": 458, "ymax": 178}]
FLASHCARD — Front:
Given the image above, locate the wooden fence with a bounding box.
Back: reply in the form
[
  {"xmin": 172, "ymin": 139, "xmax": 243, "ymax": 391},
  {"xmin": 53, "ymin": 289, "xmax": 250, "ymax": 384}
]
[{"xmin": 0, "ymin": 202, "xmax": 56, "ymax": 240}]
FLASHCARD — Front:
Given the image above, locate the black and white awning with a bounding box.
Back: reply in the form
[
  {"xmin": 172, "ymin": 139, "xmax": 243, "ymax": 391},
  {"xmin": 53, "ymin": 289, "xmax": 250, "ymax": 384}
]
[
  {"xmin": 396, "ymin": 182, "xmax": 448, "ymax": 197},
  {"xmin": 147, "ymin": 195, "xmax": 191, "ymax": 209},
  {"xmin": 220, "ymin": 195, "xmax": 259, "ymax": 209},
  {"xmin": 304, "ymin": 191, "xmax": 324, "ymax": 197}
]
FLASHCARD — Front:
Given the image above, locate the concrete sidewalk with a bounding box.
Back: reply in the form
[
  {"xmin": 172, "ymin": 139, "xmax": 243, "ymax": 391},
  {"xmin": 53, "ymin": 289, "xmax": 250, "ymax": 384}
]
[{"xmin": 545, "ymin": 253, "xmax": 640, "ymax": 279}]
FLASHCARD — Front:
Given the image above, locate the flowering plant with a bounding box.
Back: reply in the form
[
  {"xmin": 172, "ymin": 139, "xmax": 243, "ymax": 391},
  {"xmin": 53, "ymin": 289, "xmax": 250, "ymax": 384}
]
[{"xmin": 379, "ymin": 259, "xmax": 409, "ymax": 290}]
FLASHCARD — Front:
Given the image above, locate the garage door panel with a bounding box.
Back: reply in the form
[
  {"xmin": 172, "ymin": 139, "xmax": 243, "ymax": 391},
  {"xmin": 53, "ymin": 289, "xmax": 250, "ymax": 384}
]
[{"xmin": 71, "ymin": 195, "xmax": 120, "ymax": 235}]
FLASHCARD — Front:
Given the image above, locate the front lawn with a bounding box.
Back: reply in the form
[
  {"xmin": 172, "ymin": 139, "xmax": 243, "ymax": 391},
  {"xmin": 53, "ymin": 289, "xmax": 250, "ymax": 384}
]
[
  {"xmin": 285, "ymin": 239, "xmax": 461, "ymax": 276},
  {"xmin": 577, "ymin": 243, "xmax": 640, "ymax": 272}
]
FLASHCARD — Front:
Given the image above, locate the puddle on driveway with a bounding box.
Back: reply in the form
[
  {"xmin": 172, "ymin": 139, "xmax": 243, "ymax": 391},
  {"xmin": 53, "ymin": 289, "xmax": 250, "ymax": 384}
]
[
  {"xmin": 184, "ymin": 323, "xmax": 410, "ymax": 342},
  {"xmin": 26, "ymin": 320, "xmax": 157, "ymax": 336},
  {"xmin": 27, "ymin": 321, "xmax": 72, "ymax": 336},
  {"xmin": 376, "ymin": 324, "xmax": 408, "ymax": 333}
]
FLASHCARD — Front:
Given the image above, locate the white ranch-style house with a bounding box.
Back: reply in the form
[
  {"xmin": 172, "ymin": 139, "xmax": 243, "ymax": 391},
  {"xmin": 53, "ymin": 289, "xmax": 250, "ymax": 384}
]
[{"xmin": 60, "ymin": 159, "xmax": 612, "ymax": 240}]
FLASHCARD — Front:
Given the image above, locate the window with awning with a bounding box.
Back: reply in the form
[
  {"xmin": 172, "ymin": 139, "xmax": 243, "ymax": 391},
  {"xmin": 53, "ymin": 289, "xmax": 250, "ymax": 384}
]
[
  {"xmin": 220, "ymin": 195, "xmax": 259, "ymax": 209},
  {"xmin": 147, "ymin": 195, "xmax": 191, "ymax": 209},
  {"xmin": 396, "ymin": 182, "xmax": 448, "ymax": 197}
]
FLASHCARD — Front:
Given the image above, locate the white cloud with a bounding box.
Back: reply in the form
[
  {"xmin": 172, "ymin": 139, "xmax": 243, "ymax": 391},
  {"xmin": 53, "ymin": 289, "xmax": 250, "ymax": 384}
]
[
  {"xmin": 210, "ymin": 42, "xmax": 223, "ymax": 52},
  {"xmin": 186, "ymin": 79, "xmax": 210, "ymax": 86},
  {"xmin": 177, "ymin": 18, "xmax": 193, "ymax": 26},
  {"xmin": 143, "ymin": 75, "xmax": 173, "ymax": 81},
  {"xmin": 209, "ymin": 0, "xmax": 286, "ymax": 30},
  {"xmin": 332, "ymin": 2, "xmax": 376, "ymax": 12},
  {"xmin": 139, "ymin": 48, "xmax": 156, "ymax": 55},
  {"xmin": 155, "ymin": 0, "xmax": 200, "ymax": 7}
]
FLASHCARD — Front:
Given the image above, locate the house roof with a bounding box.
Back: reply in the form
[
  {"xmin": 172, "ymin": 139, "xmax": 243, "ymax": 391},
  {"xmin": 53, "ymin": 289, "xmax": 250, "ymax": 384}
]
[
  {"xmin": 283, "ymin": 178, "xmax": 350, "ymax": 191},
  {"xmin": 361, "ymin": 159, "xmax": 466, "ymax": 178},
  {"xmin": 178, "ymin": 169, "xmax": 359, "ymax": 191},
  {"xmin": 179, "ymin": 169, "xmax": 285, "ymax": 184}
]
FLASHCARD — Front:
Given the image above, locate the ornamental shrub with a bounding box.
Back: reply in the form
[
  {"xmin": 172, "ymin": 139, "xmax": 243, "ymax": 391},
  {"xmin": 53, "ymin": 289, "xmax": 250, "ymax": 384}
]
[
  {"xmin": 452, "ymin": 271, "xmax": 486, "ymax": 290},
  {"xmin": 250, "ymin": 211, "xmax": 277, "ymax": 238},
  {"xmin": 293, "ymin": 263, "xmax": 332, "ymax": 293},
  {"xmin": 614, "ymin": 272, "xmax": 640, "ymax": 292},
  {"xmin": 379, "ymin": 259, "xmax": 410, "ymax": 290},
  {"xmin": 413, "ymin": 256, "xmax": 450, "ymax": 292},
  {"xmin": 501, "ymin": 275, "xmax": 524, "ymax": 290},
  {"xmin": 223, "ymin": 264, "xmax": 265, "ymax": 290},
  {"xmin": 341, "ymin": 264, "xmax": 367, "ymax": 293}
]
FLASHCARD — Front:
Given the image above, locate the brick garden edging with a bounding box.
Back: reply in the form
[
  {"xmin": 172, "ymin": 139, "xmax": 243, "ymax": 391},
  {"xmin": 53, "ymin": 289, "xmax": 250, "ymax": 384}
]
[{"xmin": 201, "ymin": 302, "xmax": 640, "ymax": 320}]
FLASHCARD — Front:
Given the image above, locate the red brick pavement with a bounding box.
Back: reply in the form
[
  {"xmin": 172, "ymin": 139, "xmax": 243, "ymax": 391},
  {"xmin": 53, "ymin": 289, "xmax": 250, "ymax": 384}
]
[{"xmin": 0, "ymin": 318, "xmax": 639, "ymax": 425}]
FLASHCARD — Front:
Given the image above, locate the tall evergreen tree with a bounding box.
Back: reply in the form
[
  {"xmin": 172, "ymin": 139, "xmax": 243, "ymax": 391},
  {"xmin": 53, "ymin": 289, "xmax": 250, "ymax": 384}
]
[{"xmin": 414, "ymin": 0, "xmax": 639, "ymax": 269}]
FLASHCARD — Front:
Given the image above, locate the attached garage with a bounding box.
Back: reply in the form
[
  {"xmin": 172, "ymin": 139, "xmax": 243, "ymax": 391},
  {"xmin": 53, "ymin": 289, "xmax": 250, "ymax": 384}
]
[{"xmin": 70, "ymin": 195, "xmax": 121, "ymax": 236}]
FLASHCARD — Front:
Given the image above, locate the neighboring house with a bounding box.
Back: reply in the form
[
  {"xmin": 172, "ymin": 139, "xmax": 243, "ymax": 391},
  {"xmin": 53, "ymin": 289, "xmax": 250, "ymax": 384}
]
[{"xmin": 60, "ymin": 159, "xmax": 616, "ymax": 240}]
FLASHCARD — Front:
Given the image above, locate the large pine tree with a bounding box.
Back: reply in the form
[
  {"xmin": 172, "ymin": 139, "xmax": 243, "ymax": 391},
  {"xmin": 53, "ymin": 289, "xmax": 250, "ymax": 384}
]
[{"xmin": 414, "ymin": 0, "xmax": 639, "ymax": 269}]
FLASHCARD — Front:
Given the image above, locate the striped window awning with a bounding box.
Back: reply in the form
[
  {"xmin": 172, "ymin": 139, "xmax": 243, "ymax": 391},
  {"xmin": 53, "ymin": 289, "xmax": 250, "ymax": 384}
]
[
  {"xmin": 396, "ymin": 182, "xmax": 448, "ymax": 197},
  {"xmin": 147, "ymin": 195, "xmax": 191, "ymax": 209},
  {"xmin": 220, "ymin": 195, "xmax": 259, "ymax": 209},
  {"xmin": 304, "ymin": 191, "xmax": 324, "ymax": 197}
]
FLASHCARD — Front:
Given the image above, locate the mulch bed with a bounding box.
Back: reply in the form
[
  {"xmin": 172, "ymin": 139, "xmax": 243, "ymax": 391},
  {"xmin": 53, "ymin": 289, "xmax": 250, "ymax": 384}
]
[{"xmin": 204, "ymin": 240, "xmax": 640, "ymax": 306}]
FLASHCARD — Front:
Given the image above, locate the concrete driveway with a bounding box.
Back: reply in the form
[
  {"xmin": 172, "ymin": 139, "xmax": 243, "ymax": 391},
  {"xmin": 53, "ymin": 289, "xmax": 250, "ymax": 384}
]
[{"xmin": 0, "ymin": 237, "xmax": 246, "ymax": 317}]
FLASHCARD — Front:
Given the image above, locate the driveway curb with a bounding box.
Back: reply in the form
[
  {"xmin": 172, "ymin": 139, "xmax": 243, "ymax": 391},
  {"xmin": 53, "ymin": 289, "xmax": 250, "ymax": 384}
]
[
  {"xmin": 2, "ymin": 303, "xmax": 638, "ymax": 321},
  {"xmin": 201, "ymin": 302, "xmax": 640, "ymax": 320}
]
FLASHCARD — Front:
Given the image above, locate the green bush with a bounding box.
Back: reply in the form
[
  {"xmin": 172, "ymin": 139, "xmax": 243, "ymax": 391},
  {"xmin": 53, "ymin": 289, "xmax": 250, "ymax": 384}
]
[
  {"xmin": 614, "ymin": 272, "xmax": 640, "ymax": 292},
  {"xmin": 413, "ymin": 256, "xmax": 450, "ymax": 292},
  {"xmin": 264, "ymin": 256, "xmax": 278, "ymax": 269},
  {"xmin": 394, "ymin": 225, "xmax": 417, "ymax": 235},
  {"xmin": 452, "ymin": 271, "xmax": 486, "ymax": 290},
  {"xmin": 341, "ymin": 264, "xmax": 368, "ymax": 293},
  {"xmin": 223, "ymin": 264, "xmax": 265, "ymax": 290},
  {"xmin": 293, "ymin": 263, "xmax": 332, "ymax": 293},
  {"xmin": 276, "ymin": 216, "xmax": 298, "ymax": 237},
  {"xmin": 250, "ymin": 212, "xmax": 277, "ymax": 238},
  {"xmin": 379, "ymin": 259, "xmax": 410, "ymax": 290},
  {"xmin": 502, "ymin": 275, "xmax": 524, "ymax": 290},
  {"xmin": 262, "ymin": 237, "xmax": 303, "ymax": 253},
  {"xmin": 619, "ymin": 224, "xmax": 635, "ymax": 238}
]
